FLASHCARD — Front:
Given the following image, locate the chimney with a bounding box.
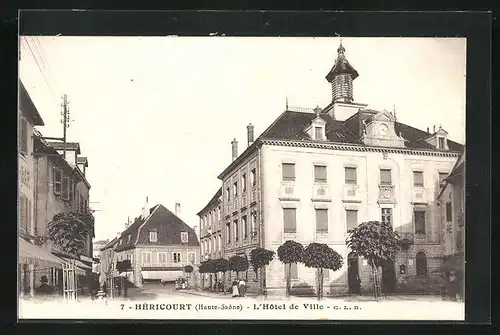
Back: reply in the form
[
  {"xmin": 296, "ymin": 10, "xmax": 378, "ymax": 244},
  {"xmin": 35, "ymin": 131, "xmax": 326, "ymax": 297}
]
[
  {"xmin": 231, "ymin": 138, "xmax": 238, "ymax": 161},
  {"xmin": 314, "ymin": 105, "xmax": 321, "ymax": 116},
  {"xmin": 141, "ymin": 197, "xmax": 149, "ymax": 220},
  {"xmin": 247, "ymin": 123, "xmax": 254, "ymax": 147},
  {"xmin": 433, "ymin": 125, "xmax": 436, "ymax": 133},
  {"xmin": 427, "ymin": 127, "xmax": 429, "ymax": 133},
  {"xmin": 175, "ymin": 202, "xmax": 181, "ymax": 217},
  {"xmin": 125, "ymin": 216, "xmax": 130, "ymax": 229}
]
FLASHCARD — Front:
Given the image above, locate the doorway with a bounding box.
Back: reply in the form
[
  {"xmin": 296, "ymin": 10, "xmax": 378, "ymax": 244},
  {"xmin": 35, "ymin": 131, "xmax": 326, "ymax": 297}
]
[
  {"xmin": 381, "ymin": 260, "xmax": 396, "ymax": 294},
  {"xmin": 347, "ymin": 252, "xmax": 359, "ymax": 294}
]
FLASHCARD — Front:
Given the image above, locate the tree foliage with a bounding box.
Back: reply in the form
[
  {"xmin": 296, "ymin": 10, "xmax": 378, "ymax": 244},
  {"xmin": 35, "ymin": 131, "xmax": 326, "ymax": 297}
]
[
  {"xmin": 184, "ymin": 265, "xmax": 194, "ymax": 273},
  {"xmin": 229, "ymin": 255, "xmax": 249, "ymax": 275},
  {"xmin": 116, "ymin": 259, "xmax": 132, "ymax": 273},
  {"xmin": 277, "ymin": 240, "xmax": 304, "ymax": 298},
  {"xmin": 346, "ymin": 220, "xmax": 400, "ymax": 299},
  {"xmin": 198, "ymin": 261, "xmax": 208, "ymax": 274},
  {"xmin": 214, "ymin": 258, "xmax": 229, "ymax": 273},
  {"xmin": 45, "ymin": 212, "xmax": 94, "ymax": 257},
  {"xmin": 345, "ymin": 221, "xmax": 400, "ymax": 268},
  {"xmin": 249, "ymin": 248, "xmax": 275, "ymax": 273}
]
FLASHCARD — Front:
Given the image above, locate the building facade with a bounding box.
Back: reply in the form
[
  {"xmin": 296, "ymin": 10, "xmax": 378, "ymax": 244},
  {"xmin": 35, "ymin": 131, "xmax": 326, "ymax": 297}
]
[
  {"xmin": 198, "ymin": 188, "xmax": 223, "ymax": 261},
  {"xmin": 110, "ymin": 203, "xmax": 200, "ymax": 287},
  {"xmin": 209, "ymin": 43, "xmax": 464, "ymax": 296}
]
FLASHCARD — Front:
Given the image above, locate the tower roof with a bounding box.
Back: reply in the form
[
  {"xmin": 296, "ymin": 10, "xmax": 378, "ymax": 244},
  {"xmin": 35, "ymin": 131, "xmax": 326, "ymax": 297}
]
[{"xmin": 325, "ymin": 41, "xmax": 359, "ymax": 82}]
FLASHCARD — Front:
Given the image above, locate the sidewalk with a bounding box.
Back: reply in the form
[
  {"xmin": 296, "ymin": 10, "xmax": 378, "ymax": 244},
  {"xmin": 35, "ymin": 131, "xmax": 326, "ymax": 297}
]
[{"xmin": 178, "ymin": 289, "xmax": 258, "ymax": 299}]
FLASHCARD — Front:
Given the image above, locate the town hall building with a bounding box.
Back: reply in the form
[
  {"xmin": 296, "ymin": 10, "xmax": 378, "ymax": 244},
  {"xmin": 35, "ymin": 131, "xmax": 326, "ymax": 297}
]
[{"xmin": 202, "ymin": 42, "xmax": 464, "ymax": 296}]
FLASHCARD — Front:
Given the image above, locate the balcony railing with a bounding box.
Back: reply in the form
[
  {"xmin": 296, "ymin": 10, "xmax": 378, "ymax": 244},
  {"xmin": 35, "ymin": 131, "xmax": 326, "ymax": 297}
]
[
  {"xmin": 280, "ymin": 181, "xmax": 297, "ymax": 199},
  {"xmin": 312, "ymin": 183, "xmax": 329, "ymax": 200},
  {"xmin": 412, "ymin": 185, "xmax": 426, "ymax": 202},
  {"xmin": 251, "ymin": 187, "xmax": 257, "ymax": 203}
]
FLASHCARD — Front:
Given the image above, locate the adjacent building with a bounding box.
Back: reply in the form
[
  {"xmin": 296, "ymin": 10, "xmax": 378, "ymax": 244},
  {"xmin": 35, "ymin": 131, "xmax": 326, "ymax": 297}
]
[
  {"xmin": 92, "ymin": 239, "xmax": 109, "ymax": 276},
  {"xmin": 200, "ymin": 42, "xmax": 464, "ymax": 296},
  {"xmin": 110, "ymin": 202, "xmax": 200, "ymax": 287}
]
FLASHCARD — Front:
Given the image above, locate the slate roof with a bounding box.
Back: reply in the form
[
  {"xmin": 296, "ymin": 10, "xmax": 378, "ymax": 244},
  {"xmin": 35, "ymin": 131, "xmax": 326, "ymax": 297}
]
[
  {"xmin": 197, "ymin": 188, "xmax": 222, "ymax": 216},
  {"xmin": 114, "ymin": 204, "xmax": 199, "ymax": 252},
  {"xmin": 101, "ymin": 237, "xmax": 119, "ymax": 251},
  {"xmin": 19, "ymin": 81, "xmax": 45, "ymax": 126},
  {"xmin": 325, "ymin": 44, "xmax": 359, "ymax": 82}
]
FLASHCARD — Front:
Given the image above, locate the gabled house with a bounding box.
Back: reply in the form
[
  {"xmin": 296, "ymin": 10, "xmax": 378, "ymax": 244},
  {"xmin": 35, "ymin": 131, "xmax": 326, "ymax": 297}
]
[{"xmin": 112, "ymin": 203, "xmax": 200, "ymax": 287}]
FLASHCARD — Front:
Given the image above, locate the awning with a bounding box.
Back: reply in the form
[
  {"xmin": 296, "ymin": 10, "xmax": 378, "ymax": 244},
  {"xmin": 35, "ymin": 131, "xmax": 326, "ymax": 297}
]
[
  {"xmin": 141, "ymin": 270, "xmax": 183, "ymax": 281},
  {"xmin": 19, "ymin": 237, "xmax": 64, "ymax": 269}
]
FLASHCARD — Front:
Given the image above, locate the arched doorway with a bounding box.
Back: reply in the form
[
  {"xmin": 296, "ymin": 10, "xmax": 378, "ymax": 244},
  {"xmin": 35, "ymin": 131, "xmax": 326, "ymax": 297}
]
[
  {"xmin": 416, "ymin": 251, "xmax": 428, "ymax": 277},
  {"xmin": 381, "ymin": 260, "xmax": 396, "ymax": 294},
  {"xmin": 347, "ymin": 252, "xmax": 359, "ymax": 294}
]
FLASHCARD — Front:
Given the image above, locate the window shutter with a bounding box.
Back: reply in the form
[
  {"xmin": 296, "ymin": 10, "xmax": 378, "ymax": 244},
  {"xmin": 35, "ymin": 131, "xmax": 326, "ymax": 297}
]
[
  {"xmin": 53, "ymin": 168, "xmax": 62, "ymax": 195},
  {"xmin": 345, "ymin": 167, "xmax": 357, "ymax": 184},
  {"xmin": 315, "ymin": 209, "xmax": 328, "ymax": 233},
  {"xmin": 346, "ymin": 210, "xmax": 358, "ymax": 231},
  {"xmin": 446, "ymin": 202, "xmax": 452, "ymax": 222},
  {"xmin": 19, "ymin": 117, "xmax": 28, "ymax": 154},
  {"xmin": 314, "ymin": 165, "xmax": 327, "ymax": 182},
  {"xmin": 380, "ymin": 169, "xmax": 392, "ymax": 185},
  {"xmin": 26, "ymin": 199, "xmax": 32, "ymax": 234},
  {"xmin": 19, "ymin": 195, "xmax": 27, "ymax": 231},
  {"xmin": 282, "ymin": 163, "xmax": 295, "ymax": 180},
  {"xmin": 283, "ymin": 208, "xmax": 297, "ymax": 233}
]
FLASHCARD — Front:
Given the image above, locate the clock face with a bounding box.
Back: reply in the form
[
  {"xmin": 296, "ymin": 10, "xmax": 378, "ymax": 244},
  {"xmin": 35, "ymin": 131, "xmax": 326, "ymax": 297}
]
[{"xmin": 380, "ymin": 124, "xmax": 389, "ymax": 136}]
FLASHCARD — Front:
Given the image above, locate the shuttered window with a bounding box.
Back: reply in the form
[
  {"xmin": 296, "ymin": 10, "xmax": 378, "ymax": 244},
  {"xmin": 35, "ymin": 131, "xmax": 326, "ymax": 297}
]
[
  {"xmin": 380, "ymin": 169, "xmax": 392, "ymax": 185},
  {"xmin": 314, "ymin": 165, "xmax": 327, "ymax": 182},
  {"xmin": 345, "ymin": 167, "xmax": 357, "ymax": 184},
  {"xmin": 53, "ymin": 167, "xmax": 62, "ymax": 194},
  {"xmin": 315, "ymin": 209, "xmax": 328, "ymax": 233},
  {"xmin": 282, "ymin": 163, "xmax": 295, "ymax": 181},
  {"xmin": 283, "ymin": 208, "xmax": 297, "ymax": 233},
  {"xmin": 19, "ymin": 195, "xmax": 27, "ymax": 231},
  {"xmin": 346, "ymin": 210, "xmax": 358, "ymax": 232},
  {"xmin": 413, "ymin": 171, "xmax": 424, "ymax": 186},
  {"xmin": 446, "ymin": 202, "xmax": 452, "ymax": 222},
  {"xmin": 414, "ymin": 210, "xmax": 426, "ymax": 234},
  {"xmin": 62, "ymin": 176, "xmax": 69, "ymax": 200},
  {"xmin": 19, "ymin": 116, "xmax": 28, "ymax": 155}
]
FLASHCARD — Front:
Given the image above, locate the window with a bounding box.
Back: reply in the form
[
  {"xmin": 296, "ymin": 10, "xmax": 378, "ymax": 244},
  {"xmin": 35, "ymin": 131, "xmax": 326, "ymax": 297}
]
[
  {"xmin": 53, "ymin": 167, "xmax": 62, "ymax": 195},
  {"xmin": 233, "ymin": 182, "xmax": 238, "ymax": 197},
  {"xmin": 75, "ymin": 192, "xmax": 80, "ymax": 212},
  {"xmin": 283, "ymin": 208, "xmax": 297, "ymax": 234},
  {"xmin": 242, "ymin": 216, "xmax": 248, "ymax": 239},
  {"xmin": 242, "ymin": 174, "xmax": 247, "ymax": 192},
  {"xmin": 251, "ymin": 169, "xmax": 256, "ymax": 186},
  {"xmin": 314, "ymin": 165, "xmax": 327, "ymax": 183},
  {"xmin": 234, "ymin": 220, "xmax": 239, "ymax": 241},
  {"xmin": 181, "ymin": 232, "xmax": 189, "ymax": 243},
  {"xmin": 438, "ymin": 172, "xmax": 448, "ymax": 185},
  {"xmin": 251, "ymin": 212, "xmax": 257, "ymax": 236},
  {"xmin": 62, "ymin": 176, "xmax": 69, "ymax": 200},
  {"xmin": 127, "ymin": 235, "xmax": 131, "ymax": 243},
  {"xmin": 19, "ymin": 116, "xmax": 28, "ymax": 155},
  {"xmin": 380, "ymin": 169, "xmax": 392, "ymax": 185},
  {"xmin": 282, "ymin": 163, "xmax": 295, "ymax": 181},
  {"xmin": 173, "ymin": 252, "xmax": 181, "ymax": 263},
  {"xmin": 438, "ymin": 137, "xmax": 445, "ymax": 149},
  {"xmin": 68, "ymin": 180, "xmax": 74, "ymax": 201},
  {"xmin": 142, "ymin": 252, "xmax": 151, "ymax": 264},
  {"xmin": 226, "ymin": 222, "xmax": 231, "ymax": 243},
  {"xmin": 345, "ymin": 167, "xmax": 357, "ymax": 184},
  {"xmin": 149, "ymin": 231, "xmax": 158, "ymax": 242},
  {"xmin": 226, "ymin": 188, "xmax": 231, "ymax": 201},
  {"xmin": 314, "ymin": 126, "xmax": 323, "ymax": 140},
  {"xmin": 159, "ymin": 253, "xmax": 167, "ymax": 264},
  {"xmin": 415, "ymin": 252, "xmax": 427, "ymax": 276},
  {"xmin": 413, "ymin": 171, "xmax": 424, "ymax": 187},
  {"xmin": 446, "ymin": 202, "xmax": 452, "ymax": 222},
  {"xmin": 284, "ymin": 263, "xmax": 298, "ymax": 280},
  {"xmin": 346, "ymin": 209, "xmax": 358, "ymax": 232},
  {"xmin": 414, "ymin": 210, "xmax": 426, "ymax": 234},
  {"xmin": 381, "ymin": 208, "xmax": 392, "ymax": 226},
  {"xmin": 218, "ymin": 234, "xmax": 222, "ymax": 251},
  {"xmin": 188, "ymin": 252, "xmax": 195, "ymax": 264},
  {"xmin": 217, "ymin": 207, "xmax": 221, "ymax": 221},
  {"xmin": 315, "ymin": 209, "xmax": 328, "ymax": 233},
  {"xmin": 19, "ymin": 194, "xmax": 30, "ymax": 233}
]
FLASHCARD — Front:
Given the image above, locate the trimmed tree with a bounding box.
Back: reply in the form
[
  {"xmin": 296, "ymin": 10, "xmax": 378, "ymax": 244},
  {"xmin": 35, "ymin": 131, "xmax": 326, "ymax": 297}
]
[
  {"xmin": 277, "ymin": 240, "xmax": 304, "ymax": 298},
  {"xmin": 116, "ymin": 259, "xmax": 132, "ymax": 297},
  {"xmin": 215, "ymin": 258, "xmax": 229, "ymax": 294},
  {"xmin": 346, "ymin": 220, "xmax": 400, "ymax": 300},
  {"xmin": 249, "ymin": 248, "xmax": 275, "ymax": 295},
  {"xmin": 45, "ymin": 212, "xmax": 94, "ymax": 257},
  {"xmin": 184, "ymin": 265, "xmax": 194, "ymax": 288},
  {"xmin": 229, "ymin": 255, "xmax": 250, "ymax": 279},
  {"xmin": 302, "ymin": 243, "xmax": 343, "ymax": 300},
  {"xmin": 198, "ymin": 261, "xmax": 207, "ymax": 290}
]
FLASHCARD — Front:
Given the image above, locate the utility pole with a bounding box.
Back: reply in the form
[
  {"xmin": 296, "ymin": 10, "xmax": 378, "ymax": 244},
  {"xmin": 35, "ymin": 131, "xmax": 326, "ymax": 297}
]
[{"xmin": 61, "ymin": 94, "xmax": 71, "ymax": 159}]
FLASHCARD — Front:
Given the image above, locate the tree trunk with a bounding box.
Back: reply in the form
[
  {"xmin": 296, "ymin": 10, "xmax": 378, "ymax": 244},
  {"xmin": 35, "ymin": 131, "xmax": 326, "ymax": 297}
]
[
  {"xmin": 124, "ymin": 272, "xmax": 128, "ymax": 298},
  {"xmin": 214, "ymin": 273, "xmax": 218, "ymax": 292},
  {"xmin": 319, "ymin": 268, "xmax": 324, "ymax": 301},
  {"xmin": 223, "ymin": 272, "xmax": 226, "ymax": 294},
  {"xmin": 201, "ymin": 273, "xmax": 205, "ymax": 290},
  {"xmin": 259, "ymin": 267, "xmax": 264, "ymax": 295},
  {"xmin": 371, "ymin": 260, "xmax": 379, "ymax": 301},
  {"xmin": 286, "ymin": 263, "xmax": 291, "ymax": 298}
]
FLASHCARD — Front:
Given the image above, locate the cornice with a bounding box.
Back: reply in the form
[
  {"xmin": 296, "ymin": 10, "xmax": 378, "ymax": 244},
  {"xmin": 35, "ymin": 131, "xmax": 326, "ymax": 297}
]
[{"xmin": 261, "ymin": 139, "xmax": 461, "ymax": 158}]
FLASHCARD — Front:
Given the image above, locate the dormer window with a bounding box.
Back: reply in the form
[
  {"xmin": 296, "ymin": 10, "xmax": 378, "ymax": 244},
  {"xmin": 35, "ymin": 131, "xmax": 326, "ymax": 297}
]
[
  {"xmin": 314, "ymin": 126, "xmax": 324, "ymax": 140},
  {"xmin": 306, "ymin": 114, "xmax": 327, "ymax": 141},
  {"xmin": 149, "ymin": 230, "xmax": 157, "ymax": 242},
  {"xmin": 438, "ymin": 137, "xmax": 445, "ymax": 149}
]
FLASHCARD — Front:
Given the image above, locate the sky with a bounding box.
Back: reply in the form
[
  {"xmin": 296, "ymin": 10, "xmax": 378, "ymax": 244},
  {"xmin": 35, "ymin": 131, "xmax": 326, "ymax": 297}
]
[{"xmin": 19, "ymin": 36, "xmax": 466, "ymax": 242}]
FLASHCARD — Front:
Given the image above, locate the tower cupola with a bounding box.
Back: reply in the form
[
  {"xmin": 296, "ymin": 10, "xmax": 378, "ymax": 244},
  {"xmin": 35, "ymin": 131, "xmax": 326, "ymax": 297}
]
[{"xmin": 325, "ymin": 41, "xmax": 359, "ymax": 104}]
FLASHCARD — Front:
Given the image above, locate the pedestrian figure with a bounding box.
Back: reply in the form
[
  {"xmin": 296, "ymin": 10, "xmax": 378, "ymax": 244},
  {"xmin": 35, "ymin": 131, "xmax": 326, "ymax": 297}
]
[
  {"xmin": 355, "ymin": 275, "xmax": 361, "ymax": 295},
  {"xmin": 175, "ymin": 279, "xmax": 180, "ymax": 290},
  {"xmin": 35, "ymin": 276, "xmax": 52, "ymax": 295},
  {"xmin": 238, "ymin": 278, "xmax": 246, "ymax": 297},
  {"xmin": 232, "ymin": 279, "xmax": 239, "ymax": 298},
  {"xmin": 448, "ymin": 271, "xmax": 457, "ymax": 301},
  {"xmin": 218, "ymin": 280, "xmax": 223, "ymax": 292}
]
